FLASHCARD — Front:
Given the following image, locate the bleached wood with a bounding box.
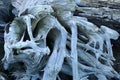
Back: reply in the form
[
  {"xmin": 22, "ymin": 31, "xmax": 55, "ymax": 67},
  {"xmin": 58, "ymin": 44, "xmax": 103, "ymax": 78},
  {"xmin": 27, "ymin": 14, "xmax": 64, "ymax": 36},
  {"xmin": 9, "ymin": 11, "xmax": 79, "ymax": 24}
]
[{"xmin": 3, "ymin": 0, "xmax": 120, "ymax": 80}]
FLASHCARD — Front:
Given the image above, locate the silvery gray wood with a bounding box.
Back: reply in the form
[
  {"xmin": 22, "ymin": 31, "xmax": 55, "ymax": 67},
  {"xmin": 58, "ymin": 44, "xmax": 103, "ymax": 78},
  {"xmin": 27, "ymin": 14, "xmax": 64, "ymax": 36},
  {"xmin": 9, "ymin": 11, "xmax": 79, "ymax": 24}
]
[{"xmin": 2, "ymin": 0, "xmax": 120, "ymax": 80}]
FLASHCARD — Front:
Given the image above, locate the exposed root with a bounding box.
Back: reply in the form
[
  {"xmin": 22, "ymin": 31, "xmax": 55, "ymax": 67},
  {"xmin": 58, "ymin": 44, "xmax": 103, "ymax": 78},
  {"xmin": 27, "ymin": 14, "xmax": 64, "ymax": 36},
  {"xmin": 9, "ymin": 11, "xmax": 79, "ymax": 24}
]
[{"xmin": 3, "ymin": 0, "xmax": 120, "ymax": 80}]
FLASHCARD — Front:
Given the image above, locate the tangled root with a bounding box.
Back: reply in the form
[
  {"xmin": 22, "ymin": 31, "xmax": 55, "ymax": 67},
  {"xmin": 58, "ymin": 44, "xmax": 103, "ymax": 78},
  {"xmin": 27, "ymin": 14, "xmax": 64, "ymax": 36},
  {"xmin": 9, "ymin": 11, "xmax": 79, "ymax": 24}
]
[{"xmin": 3, "ymin": 0, "xmax": 120, "ymax": 80}]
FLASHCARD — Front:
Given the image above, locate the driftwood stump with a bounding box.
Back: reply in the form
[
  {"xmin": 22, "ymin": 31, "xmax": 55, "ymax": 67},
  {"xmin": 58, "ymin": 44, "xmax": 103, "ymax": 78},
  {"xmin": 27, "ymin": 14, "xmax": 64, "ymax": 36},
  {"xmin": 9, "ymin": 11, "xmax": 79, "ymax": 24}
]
[{"xmin": 1, "ymin": 0, "xmax": 120, "ymax": 80}]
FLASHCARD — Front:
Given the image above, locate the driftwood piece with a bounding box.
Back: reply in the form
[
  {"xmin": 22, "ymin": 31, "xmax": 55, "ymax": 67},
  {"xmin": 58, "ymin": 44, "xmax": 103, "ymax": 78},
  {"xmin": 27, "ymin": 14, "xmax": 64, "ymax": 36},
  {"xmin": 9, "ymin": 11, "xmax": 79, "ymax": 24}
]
[{"xmin": 2, "ymin": 0, "xmax": 120, "ymax": 80}]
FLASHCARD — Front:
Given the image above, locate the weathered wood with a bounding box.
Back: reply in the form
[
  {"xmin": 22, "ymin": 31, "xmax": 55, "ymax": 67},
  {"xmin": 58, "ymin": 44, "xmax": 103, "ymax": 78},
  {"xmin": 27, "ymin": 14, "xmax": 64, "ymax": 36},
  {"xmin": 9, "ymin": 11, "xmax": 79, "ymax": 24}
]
[{"xmin": 2, "ymin": 0, "xmax": 120, "ymax": 80}]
